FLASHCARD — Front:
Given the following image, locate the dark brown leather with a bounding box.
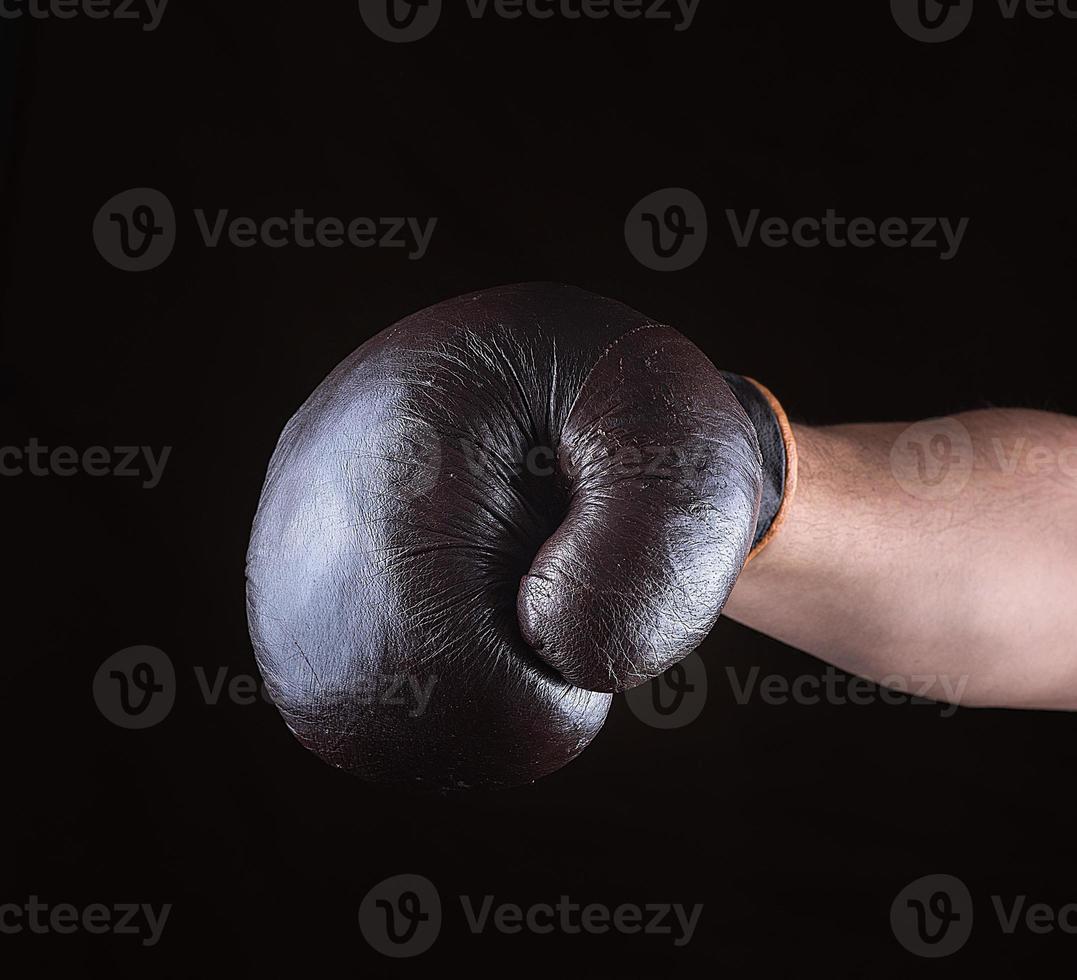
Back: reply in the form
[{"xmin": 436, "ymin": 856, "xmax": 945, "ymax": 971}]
[
  {"xmin": 719, "ymin": 372, "xmax": 788, "ymax": 552},
  {"xmin": 246, "ymin": 283, "xmax": 765, "ymax": 789}
]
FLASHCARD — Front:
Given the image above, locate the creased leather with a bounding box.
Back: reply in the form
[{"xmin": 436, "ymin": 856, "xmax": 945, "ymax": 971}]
[
  {"xmin": 246, "ymin": 283, "xmax": 763, "ymax": 789},
  {"xmin": 719, "ymin": 372, "xmax": 787, "ymax": 551}
]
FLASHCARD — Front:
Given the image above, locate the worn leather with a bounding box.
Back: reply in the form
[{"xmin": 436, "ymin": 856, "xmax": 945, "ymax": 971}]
[
  {"xmin": 719, "ymin": 372, "xmax": 787, "ymax": 551},
  {"xmin": 246, "ymin": 283, "xmax": 766, "ymax": 789}
]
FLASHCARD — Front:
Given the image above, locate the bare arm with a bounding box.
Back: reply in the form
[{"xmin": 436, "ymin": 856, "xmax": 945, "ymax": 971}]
[{"xmin": 723, "ymin": 410, "xmax": 1077, "ymax": 710}]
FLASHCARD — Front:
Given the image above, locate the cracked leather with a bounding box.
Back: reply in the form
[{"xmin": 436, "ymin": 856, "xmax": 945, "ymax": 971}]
[{"xmin": 246, "ymin": 283, "xmax": 766, "ymax": 789}]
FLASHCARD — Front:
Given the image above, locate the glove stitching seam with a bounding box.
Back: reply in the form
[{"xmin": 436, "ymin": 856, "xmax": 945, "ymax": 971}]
[{"xmin": 560, "ymin": 322, "xmax": 665, "ymax": 439}]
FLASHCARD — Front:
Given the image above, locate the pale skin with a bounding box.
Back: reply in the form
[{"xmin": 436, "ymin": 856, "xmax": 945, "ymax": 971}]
[{"xmin": 724, "ymin": 410, "xmax": 1077, "ymax": 710}]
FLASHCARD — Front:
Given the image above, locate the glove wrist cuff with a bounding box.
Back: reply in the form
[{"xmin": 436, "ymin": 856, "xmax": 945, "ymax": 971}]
[{"xmin": 720, "ymin": 373, "xmax": 798, "ymax": 563}]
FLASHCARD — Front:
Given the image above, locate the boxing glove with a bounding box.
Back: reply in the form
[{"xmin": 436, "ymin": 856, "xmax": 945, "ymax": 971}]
[{"xmin": 246, "ymin": 283, "xmax": 796, "ymax": 789}]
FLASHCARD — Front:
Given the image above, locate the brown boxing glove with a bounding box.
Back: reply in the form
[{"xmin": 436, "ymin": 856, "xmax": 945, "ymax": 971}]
[{"xmin": 246, "ymin": 283, "xmax": 797, "ymax": 789}]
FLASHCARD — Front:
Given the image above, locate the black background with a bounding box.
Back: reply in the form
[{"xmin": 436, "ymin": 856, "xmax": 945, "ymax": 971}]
[{"xmin": 4, "ymin": 1, "xmax": 1077, "ymax": 975}]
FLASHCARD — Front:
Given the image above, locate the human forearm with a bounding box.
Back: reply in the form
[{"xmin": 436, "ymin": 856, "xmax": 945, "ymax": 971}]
[{"xmin": 724, "ymin": 411, "xmax": 1077, "ymax": 709}]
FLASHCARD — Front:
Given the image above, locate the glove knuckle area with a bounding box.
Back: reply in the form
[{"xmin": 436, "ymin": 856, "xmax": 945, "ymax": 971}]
[{"xmin": 517, "ymin": 325, "xmax": 761, "ymax": 693}]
